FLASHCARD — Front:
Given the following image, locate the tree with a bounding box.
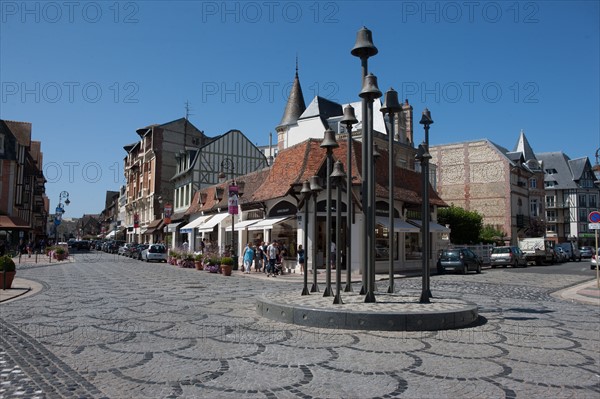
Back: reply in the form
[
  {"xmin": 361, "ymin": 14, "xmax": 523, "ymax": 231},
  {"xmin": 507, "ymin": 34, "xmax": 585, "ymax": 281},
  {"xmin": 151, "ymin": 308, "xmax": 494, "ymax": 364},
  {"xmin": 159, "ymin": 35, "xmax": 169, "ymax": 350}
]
[
  {"xmin": 479, "ymin": 225, "xmax": 506, "ymax": 244},
  {"xmin": 525, "ymin": 217, "xmax": 546, "ymax": 238},
  {"xmin": 438, "ymin": 205, "xmax": 483, "ymax": 245}
]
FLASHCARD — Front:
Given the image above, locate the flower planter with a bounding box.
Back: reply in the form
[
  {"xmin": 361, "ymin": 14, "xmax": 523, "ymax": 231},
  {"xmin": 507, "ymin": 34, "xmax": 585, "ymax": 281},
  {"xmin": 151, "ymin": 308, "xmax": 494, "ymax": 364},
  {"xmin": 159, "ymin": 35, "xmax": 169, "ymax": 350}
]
[
  {"xmin": 195, "ymin": 261, "xmax": 203, "ymax": 270},
  {"xmin": 0, "ymin": 271, "xmax": 16, "ymax": 289},
  {"xmin": 221, "ymin": 264, "xmax": 232, "ymax": 276}
]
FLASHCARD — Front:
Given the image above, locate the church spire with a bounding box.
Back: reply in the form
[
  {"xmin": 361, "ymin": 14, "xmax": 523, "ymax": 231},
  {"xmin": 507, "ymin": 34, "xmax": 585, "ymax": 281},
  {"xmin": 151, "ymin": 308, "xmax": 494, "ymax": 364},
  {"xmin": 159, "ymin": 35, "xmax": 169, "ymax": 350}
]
[
  {"xmin": 514, "ymin": 129, "xmax": 537, "ymax": 161},
  {"xmin": 277, "ymin": 58, "xmax": 306, "ymax": 129}
]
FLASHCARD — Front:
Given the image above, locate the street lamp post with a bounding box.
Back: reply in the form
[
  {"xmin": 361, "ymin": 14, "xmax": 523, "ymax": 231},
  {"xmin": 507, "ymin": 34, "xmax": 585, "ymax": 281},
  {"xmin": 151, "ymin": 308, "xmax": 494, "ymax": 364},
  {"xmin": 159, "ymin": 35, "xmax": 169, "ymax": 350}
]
[
  {"xmin": 321, "ymin": 129, "xmax": 339, "ymax": 297},
  {"xmin": 309, "ymin": 176, "xmax": 323, "ymax": 293},
  {"xmin": 417, "ymin": 108, "xmax": 434, "ymax": 303},
  {"xmin": 359, "ymin": 73, "xmax": 382, "ymax": 303},
  {"xmin": 380, "ymin": 88, "xmax": 402, "ymax": 293},
  {"xmin": 220, "ymin": 158, "xmax": 239, "ymax": 270},
  {"xmin": 54, "ymin": 191, "xmax": 70, "ymax": 244},
  {"xmin": 340, "ymin": 104, "xmax": 358, "ymax": 292},
  {"xmin": 351, "ymin": 26, "xmax": 378, "ymax": 296},
  {"xmin": 331, "ymin": 160, "xmax": 347, "ymax": 304}
]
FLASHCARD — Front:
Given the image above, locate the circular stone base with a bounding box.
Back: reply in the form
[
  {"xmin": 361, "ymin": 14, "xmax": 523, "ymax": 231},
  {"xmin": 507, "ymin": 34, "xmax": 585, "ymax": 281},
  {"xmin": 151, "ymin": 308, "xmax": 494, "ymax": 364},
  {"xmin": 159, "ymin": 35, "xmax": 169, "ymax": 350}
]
[{"xmin": 256, "ymin": 291, "xmax": 478, "ymax": 331}]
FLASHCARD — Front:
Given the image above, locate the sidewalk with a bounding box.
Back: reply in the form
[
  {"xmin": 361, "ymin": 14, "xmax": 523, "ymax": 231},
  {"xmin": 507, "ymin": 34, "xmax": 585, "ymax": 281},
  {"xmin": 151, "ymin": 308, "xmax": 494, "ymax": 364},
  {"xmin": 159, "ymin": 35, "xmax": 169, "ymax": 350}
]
[{"xmin": 553, "ymin": 279, "xmax": 600, "ymax": 306}]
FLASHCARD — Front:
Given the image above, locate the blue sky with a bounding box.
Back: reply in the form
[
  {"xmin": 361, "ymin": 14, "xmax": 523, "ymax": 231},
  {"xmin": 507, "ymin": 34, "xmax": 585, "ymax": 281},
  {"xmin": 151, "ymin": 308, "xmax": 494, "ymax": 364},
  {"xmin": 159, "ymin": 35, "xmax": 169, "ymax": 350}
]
[{"xmin": 2, "ymin": 1, "xmax": 599, "ymax": 218}]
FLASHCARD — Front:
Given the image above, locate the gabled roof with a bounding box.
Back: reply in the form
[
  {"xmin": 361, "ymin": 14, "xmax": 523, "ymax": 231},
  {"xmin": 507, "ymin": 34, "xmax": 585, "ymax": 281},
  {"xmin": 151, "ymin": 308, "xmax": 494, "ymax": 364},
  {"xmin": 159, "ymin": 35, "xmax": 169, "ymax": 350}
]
[
  {"xmin": 568, "ymin": 157, "xmax": 589, "ymax": 181},
  {"xmin": 513, "ymin": 129, "xmax": 537, "ymax": 161},
  {"xmin": 299, "ymin": 96, "xmax": 343, "ymax": 126},
  {"xmin": 537, "ymin": 152, "xmax": 579, "ymax": 189}
]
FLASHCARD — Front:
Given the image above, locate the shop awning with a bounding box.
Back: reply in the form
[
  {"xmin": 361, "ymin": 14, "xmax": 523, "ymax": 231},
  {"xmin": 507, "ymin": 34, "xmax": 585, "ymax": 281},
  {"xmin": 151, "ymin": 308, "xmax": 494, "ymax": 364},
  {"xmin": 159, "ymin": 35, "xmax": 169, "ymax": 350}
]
[
  {"xmin": 233, "ymin": 219, "xmax": 260, "ymax": 231},
  {"xmin": 197, "ymin": 213, "xmax": 230, "ymax": 233},
  {"xmin": 144, "ymin": 219, "xmax": 164, "ymax": 234},
  {"xmin": 180, "ymin": 215, "xmax": 213, "ymax": 234},
  {"xmin": 376, "ymin": 217, "xmax": 420, "ymax": 232},
  {"xmin": 105, "ymin": 230, "xmax": 116, "ymax": 239},
  {"xmin": 408, "ymin": 220, "xmax": 451, "ymax": 233},
  {"xmin": 247, "ymin": 216, "xmax": 291, "ymax": 231},
  {"xmin": 166, "ymin": 222, "xmax": 182, "ymax": 233},
  {"xmin": 0, "ymin": 215, "xmax": 30, "ymax": 229}
]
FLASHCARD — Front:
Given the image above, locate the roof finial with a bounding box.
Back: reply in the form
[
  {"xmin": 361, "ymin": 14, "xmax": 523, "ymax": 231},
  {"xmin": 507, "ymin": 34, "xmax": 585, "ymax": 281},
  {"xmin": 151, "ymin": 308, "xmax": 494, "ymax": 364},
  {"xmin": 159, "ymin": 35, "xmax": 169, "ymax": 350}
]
[{"xmin": 295, "ymin": 54, "xmax": 299, "ymax": 76}]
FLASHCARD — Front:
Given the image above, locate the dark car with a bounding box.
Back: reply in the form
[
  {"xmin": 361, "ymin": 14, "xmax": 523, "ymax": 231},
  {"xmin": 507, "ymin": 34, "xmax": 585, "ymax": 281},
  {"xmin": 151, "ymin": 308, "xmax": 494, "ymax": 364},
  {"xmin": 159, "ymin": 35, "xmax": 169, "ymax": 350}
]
[
  {"xmin": 437, "ymin": 248, "xmax": 482, "ymax": 274},
  {"xmin": 130, "ymin": 244, "xmax": 148, "ymax": 260},
  {"xmin": 490, "ymin": 246, "xmax": 527, "ymax": 268},
  {"xmin": 580, "ymin": 246, "xmax": 594, "ymax": 259}
]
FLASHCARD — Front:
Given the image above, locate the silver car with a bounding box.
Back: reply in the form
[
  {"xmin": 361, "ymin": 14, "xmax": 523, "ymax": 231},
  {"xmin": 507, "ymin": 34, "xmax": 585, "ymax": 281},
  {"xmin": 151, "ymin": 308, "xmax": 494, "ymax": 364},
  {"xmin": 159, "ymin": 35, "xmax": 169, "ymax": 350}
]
[
  {"xmin": 141, "ymin": 244, "xmax": 168, "ymax": 263},
  {"xmin": 490, "ymin": 246, "xmax": 527, "ymax": 268}
]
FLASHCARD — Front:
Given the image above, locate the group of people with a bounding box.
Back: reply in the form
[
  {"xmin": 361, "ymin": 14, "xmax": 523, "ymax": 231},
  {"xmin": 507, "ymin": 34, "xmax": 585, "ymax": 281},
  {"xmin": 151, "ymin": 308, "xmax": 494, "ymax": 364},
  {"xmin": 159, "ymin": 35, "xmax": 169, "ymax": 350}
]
[{"xmin": 242, "ymin": 241, "xmax": 305, "ymax": 277}]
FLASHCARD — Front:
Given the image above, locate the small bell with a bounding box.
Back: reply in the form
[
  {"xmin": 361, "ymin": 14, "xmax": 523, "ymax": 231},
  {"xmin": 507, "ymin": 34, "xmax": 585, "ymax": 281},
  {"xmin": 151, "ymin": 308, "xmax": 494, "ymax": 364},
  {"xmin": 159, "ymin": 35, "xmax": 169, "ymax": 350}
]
[
  {"xmin": 359, "ymin": 73, "xmax": 382, "ymax": 100},
  {"xmin": 300, "ymin": 180, "xmax": 311, "ymax": 196},
  {"xmin": 309, "ymin": 176, "xmax": 323, "ymax": 192},
  {"xmin": 330, "ymin": 160, "xmax": 347, "ymax": 179},
  {"xmin": 351, "ymin": 26, "xmax": 378, "ymax": 58},
  {"xmin": 419, "ymin": 108, "xmax": 434, "ymax": 125},
  {"xmin": 380, "ymin": 88, "xmax": 401, "ymax": 114},
  {"xmin": 321, "ymin": 129, "xmax": 339, "ymax": 149},
  {"xmin": 340, "ymin": 104, "xmax": 358, "ymax": 127}
]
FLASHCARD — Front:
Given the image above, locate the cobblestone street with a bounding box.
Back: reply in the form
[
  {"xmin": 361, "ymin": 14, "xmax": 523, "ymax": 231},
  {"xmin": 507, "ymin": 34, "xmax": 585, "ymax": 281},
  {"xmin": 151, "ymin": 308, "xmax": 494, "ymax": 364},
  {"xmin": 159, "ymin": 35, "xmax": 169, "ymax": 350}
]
[{"xmin": 1, "ymin": 252, "xmax": 599, "ymax": 398}]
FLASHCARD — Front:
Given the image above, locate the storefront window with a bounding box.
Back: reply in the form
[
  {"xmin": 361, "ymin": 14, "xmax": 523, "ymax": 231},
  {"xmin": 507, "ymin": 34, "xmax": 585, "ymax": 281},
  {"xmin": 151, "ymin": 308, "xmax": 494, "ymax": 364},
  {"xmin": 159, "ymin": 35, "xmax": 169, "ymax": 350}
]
[
  {"xmin": 405, "ymin": 232, "xmax": 422, "ymax": 260},
  {"xmin": 374, "ymin": 222, "xmax": 398, "ymax": 260}
]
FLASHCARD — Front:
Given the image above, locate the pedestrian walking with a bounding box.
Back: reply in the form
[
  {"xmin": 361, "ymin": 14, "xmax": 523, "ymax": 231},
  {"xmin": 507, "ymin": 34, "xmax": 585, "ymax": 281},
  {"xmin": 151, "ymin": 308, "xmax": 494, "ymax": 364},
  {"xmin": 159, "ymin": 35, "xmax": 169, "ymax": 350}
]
[
  {"xmin": 297, "ymin": 244, "xmax": 305, "ymax": 274},
  {"xmin": 242, "ymin": 243, "xmax": 255, "ymax": 274},
  {"xmin": 267, "ymin": 241, "xmax": 278, "ymax": 277}
]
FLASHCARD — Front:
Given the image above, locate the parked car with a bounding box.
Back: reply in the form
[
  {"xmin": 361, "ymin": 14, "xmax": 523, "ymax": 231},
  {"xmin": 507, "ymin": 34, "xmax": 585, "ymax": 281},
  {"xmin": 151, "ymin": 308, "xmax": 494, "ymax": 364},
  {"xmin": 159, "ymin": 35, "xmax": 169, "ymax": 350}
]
[
  {"xmin": 141, "ymin": 244, "xmax": 168, "ymax": 263},
  {"xmin": 580, "ymin": 246, "xmax": 594, "ymax": 259},
  {"xmin": 118, "ymin": 243, "xmax": 133, "ymax": 256},
  {"xmin": 554, "ymin": 246, "xmax": 569, "ymax": 263},
  {"xmin": 490, "ymin": 246, "xmax": 527, "ymax": 268},
  {"xmin": 556, "ymin": 242, "xmax": 582, "ymax": 262},
  {"xmin": 591, "ymin": 249, "xmax": 600, "ymax": 270},
  {"xmin": 437, "ymin": 248, "xmax": 482, "ymax": 274},
  {"xmin": 108, "ymin": 240, "xmax": 125, "ymax": 254},
  {"xmin": 130, "ymin": 244, "xmax": 148, "ymax": 260}
]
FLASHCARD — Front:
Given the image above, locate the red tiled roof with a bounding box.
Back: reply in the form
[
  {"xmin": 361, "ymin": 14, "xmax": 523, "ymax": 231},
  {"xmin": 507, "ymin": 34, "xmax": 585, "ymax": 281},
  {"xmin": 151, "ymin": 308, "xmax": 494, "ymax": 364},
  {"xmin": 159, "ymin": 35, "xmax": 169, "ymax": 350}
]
[{"xmin": 185, "ymin": 138, "xmax": 445, "ymax": 214}]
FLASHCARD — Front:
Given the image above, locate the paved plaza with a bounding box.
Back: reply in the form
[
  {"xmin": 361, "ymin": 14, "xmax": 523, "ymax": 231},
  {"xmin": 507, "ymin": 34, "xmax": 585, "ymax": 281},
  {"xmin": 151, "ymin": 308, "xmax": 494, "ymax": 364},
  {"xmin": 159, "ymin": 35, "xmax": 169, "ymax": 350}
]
[{"xmin": 1, "ymin": 252, "xmax": 599, "ymax": 398}]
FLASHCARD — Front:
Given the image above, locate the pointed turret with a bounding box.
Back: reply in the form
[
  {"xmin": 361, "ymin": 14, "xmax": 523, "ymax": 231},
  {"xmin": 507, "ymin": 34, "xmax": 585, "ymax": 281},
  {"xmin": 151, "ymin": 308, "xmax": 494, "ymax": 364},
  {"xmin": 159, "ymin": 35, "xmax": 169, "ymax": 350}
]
[
  {"xmin": 514, "ymin": 129, "xmax": 536, "ymax": 161},
  {"xmin": 277, "ymin": 61, "xmax": 306, "ymax": 130}
]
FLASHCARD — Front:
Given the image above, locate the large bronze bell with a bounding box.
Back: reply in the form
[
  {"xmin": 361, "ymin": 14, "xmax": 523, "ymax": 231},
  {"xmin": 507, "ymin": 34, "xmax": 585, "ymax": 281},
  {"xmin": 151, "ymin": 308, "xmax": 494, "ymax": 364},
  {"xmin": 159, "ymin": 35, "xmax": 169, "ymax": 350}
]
[
  {"xmin": 359, "ymin": 73, "xmax": 382, "ymax": 100},
  {"xmin": 351, "ymin": 26, "xmax": 378, "ymax": 58},
  {"xmin": 381, "ymin": 88, "xmax": 402, "ymax": 114},
  {"xmin": 321, "ymin": 129, "xmax": 339, "ymax": 149},
  {"xmin": 340, "ymin": 104, "xmax": 358, "ymax": 127}
]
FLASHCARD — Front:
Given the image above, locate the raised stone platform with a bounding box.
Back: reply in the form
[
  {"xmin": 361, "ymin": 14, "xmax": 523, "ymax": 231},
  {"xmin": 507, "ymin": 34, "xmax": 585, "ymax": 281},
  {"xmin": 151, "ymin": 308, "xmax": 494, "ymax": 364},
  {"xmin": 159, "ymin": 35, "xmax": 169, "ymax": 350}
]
[{"xmin": 256, "ymin": 291, "xmax": 479, "ymax": 331}]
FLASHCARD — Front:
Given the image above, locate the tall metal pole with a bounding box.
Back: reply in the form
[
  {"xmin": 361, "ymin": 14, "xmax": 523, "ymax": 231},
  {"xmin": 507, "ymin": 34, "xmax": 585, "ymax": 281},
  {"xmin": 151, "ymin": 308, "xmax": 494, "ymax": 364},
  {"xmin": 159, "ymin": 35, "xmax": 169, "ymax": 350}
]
[
  {"xmin": 324, "ymin": 148, "xmax": 334, "ymax": 297},
  {"xmin": 331, "ymin": 161, "xmax": 346, "ymax": 304},
  {"xmin": 360, "ymin": 74, "xmax": 382, "ymax": 303},
  {"xmin": 351, "ymin": 27, "xmax": 377, "ymax": 295},
  {"xmin": 381, "ymin": 88, "xmax": 401, "ymax": 294},
  {"xmin": 310, "ymin": 176, "xmax": 322, "ymax": 292},
  {"xmin": 418, "ymin": 108, "xmax": 433, "ymax": 303},
  {"xmin": 341, "ymin": 105, "xmax": 357, "ymax": 292},
  {"xmin": 300, "ymin": 180, "xmax": 311, "ymax": 295}
]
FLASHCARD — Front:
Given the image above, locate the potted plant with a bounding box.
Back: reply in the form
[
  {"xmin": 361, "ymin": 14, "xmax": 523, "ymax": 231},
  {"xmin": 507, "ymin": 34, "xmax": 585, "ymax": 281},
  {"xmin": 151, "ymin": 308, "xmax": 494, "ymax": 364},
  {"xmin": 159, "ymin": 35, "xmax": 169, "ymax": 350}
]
[
  {"xmin": 204, "ymin": 257, "xmax": 220, "ymax": 273},
  {"xmin": 194, "ymin": 254, "xmax": 204, "ymax": 270},
  {"xmin": 168, "ymin": 250, "xmax": 179, "ymax": 265},
  {"xmin": 220, "ymin": 256, "xmax": 234, "ymax": 276},
  {"xmin": 0, "ymin": 255, "xmax": 16, "ymax": 289},
  {"xmin": 181, "ymin": 253, "xmax": 195, "ymax": 268},
  {"xmin": 54, "ymin": 246, "xmax": 67, "ymax": 261}
]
